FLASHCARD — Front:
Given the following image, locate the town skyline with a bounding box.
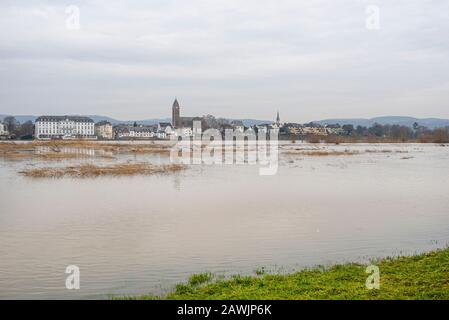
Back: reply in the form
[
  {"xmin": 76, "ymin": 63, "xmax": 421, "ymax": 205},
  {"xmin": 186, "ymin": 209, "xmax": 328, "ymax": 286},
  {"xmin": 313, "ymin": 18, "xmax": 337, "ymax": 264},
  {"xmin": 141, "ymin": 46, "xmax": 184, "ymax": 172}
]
[
  {"xmin": 3, "ymin": 97, "xmax": 448, "ymax": 141},
  {"xmin": 3, "ymin": 98, "xmax": 449, "ymax": 130},
  {"xmin": 3, "ymin": 99, "xmax": 449, "ymax": 124}
]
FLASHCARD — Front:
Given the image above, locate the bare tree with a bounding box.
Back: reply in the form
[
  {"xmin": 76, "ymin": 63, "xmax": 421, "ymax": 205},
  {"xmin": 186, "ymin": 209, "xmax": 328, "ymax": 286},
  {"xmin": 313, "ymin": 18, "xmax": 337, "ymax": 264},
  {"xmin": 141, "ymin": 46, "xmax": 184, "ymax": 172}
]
[
  {"xmin": 17, "ymin": 121, "xmax": 34, "ymax": 139},
  {"xmin": 3, "ymin": 116, "xmax": 18, "ymax": 132},
  {"xmin": 432, "ymin": 128, "xmax": 449, "ymax": 143}
]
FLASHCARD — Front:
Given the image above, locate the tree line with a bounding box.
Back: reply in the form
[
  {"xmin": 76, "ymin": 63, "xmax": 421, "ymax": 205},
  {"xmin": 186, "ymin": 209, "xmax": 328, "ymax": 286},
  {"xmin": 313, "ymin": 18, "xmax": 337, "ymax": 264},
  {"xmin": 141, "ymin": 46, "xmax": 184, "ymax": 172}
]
[
  {"xmin": 309, "ymin": 122, "xmax": 449, "ymax": 143},
  {"xmin": 2, "ymin": 116, "xmax": 34, "ymax": 139}
]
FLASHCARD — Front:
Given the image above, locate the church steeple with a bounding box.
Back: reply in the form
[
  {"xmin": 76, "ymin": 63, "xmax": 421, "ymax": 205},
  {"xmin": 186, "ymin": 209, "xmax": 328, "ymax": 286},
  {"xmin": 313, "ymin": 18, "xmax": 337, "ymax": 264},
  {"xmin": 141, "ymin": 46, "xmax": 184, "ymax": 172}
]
[
  {"xmin": 172, "ymin": 98, "xmax": 180, "ymax": 128},
  {"xmin": 276, "ymin": 110, "xmax": 280, "ymax": 124}
]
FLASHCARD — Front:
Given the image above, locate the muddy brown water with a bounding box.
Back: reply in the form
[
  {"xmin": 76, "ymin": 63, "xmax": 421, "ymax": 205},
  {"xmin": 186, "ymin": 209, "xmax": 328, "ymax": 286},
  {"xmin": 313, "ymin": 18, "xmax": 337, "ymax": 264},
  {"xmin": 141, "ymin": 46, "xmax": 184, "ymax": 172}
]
[{"xmin": 0, "ymin": 142, "xmax": 448, "ymax": 299}]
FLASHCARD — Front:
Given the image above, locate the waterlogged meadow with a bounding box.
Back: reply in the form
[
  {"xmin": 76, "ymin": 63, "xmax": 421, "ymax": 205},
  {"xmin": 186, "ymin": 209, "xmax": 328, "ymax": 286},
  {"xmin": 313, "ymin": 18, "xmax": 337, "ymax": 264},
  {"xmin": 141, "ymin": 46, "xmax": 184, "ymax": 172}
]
[{"xmin": 0, "ymin": 141, "xmax": 448, "ymax": 299}]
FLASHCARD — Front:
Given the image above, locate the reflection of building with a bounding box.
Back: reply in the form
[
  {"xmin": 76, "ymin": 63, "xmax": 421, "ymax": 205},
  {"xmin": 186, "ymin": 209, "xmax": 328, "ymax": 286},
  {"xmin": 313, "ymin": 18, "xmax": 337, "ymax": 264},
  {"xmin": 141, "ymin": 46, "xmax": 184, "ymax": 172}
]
[
  {"xmin": 171, "ymin": 99, "xmax": 202, "ymax": 129},
  {"xmin": 35, "ymin": 116, "xmax": 95, "ymax": 139},
  {"xmin": 95, "ymin": 121, "xmax": 113, "ymax": 139}
]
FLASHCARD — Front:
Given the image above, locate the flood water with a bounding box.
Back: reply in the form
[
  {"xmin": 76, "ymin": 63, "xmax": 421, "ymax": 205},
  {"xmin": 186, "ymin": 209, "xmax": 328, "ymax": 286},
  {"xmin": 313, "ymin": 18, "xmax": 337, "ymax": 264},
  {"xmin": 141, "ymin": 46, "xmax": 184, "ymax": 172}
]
[{"xmin": 0, "ymin": 142, "xmax": 448, "ymax": 299}]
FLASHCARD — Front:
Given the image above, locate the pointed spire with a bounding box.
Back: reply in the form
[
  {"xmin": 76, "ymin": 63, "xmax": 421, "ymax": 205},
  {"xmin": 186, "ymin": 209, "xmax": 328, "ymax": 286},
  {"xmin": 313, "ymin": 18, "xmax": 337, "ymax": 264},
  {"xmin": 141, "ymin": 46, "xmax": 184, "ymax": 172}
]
[
  {"xmin": 276, "ymin": 110, "xmax": 280, "ymax": 123},
  {"xmin": 173, "ymin": 98, "xmax": 179, "ymax": 108}
]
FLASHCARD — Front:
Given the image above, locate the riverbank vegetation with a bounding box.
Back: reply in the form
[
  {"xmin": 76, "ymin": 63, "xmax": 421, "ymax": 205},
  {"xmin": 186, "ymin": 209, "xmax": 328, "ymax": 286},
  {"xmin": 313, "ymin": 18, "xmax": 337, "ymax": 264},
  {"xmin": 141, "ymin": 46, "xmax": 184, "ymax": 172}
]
[
  {"xmin": 128, "ymin": 248, "xmax": 449, "ymax": 300},
  {"xmin": 19, "ymin": 163, "xmax": 186, "ymax": 178},
  {"xmin": 304, "ymin": 125, "xmax": 449, "ymax": 144}
]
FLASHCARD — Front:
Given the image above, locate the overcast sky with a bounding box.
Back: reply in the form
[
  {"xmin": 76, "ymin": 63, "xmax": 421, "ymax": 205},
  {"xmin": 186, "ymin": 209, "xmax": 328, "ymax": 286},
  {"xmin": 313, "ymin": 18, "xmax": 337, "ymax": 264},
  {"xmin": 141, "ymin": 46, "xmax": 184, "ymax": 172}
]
[{"xmin": 0, "ymin": 0, "xmax": 448, "ymax": 122}]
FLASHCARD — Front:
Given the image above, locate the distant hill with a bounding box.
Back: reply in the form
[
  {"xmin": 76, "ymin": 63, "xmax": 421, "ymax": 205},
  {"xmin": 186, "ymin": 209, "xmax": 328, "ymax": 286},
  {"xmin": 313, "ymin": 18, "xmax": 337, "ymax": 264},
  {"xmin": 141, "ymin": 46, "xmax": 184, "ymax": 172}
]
[
  {"xmin": 314, "ymin": 116, "xmax": 449, "ymax": 129},
  {"xmin": 0, "ymin": 114, "xmax": 170, "ymax": 125},
  {"xmin": 236, "ymin": 119, "xmax": 271, "ymax": 127},
  {"xmin": 87, "ymin": 115, "xmax": 171, "ymax": 125},
  {"xmin": 2, "ymin": 114, "xmax": 448, "ymax": 129},
  {"xmin": 0, "ymin": 115, "xmax": 37, "ymax": 123}
]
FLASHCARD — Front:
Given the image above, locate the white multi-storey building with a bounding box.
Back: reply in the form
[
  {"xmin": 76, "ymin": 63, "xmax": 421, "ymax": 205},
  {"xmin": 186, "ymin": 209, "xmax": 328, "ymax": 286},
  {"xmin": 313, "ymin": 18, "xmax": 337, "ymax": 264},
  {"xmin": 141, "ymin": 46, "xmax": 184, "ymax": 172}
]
[
  {"xmin": 0, "ymin": 122, "xmax": 8, "ymax": 136},
  {"xmin": 35, "ymin": 116, "xmax": 95, "ymax": 139}
]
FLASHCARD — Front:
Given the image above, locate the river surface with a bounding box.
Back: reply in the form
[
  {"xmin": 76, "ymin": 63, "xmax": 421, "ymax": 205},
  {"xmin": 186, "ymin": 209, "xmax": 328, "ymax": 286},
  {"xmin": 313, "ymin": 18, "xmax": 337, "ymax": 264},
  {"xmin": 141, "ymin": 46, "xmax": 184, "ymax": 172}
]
[{"xmin": 0, "ymin": 142, "xmax": 448, "ymax": 299}]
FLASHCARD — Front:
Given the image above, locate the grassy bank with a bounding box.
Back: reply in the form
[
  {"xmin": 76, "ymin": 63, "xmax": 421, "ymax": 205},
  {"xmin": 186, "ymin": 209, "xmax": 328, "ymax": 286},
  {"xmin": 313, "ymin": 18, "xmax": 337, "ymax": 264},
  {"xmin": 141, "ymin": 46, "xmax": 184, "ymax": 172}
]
[{"xmin": 129, "ymin": 248, "xmax": 448, "ymax": 300}]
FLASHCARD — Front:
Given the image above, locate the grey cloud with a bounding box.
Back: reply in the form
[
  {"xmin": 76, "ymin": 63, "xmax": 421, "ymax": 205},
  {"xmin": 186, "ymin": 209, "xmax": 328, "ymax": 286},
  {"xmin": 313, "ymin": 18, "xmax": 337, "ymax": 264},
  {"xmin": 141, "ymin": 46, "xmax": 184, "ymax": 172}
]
[{"xmin": 0, "ymin": 0, "xmax": 448, "ymax": 121}]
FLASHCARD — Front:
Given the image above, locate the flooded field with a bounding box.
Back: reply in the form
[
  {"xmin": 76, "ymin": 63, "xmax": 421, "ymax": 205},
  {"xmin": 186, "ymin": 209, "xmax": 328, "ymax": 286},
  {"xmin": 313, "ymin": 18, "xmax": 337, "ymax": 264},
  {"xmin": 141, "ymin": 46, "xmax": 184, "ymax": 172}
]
[{"xmin": 0, "ymin": 141, "xmax": 448, "ymax": 299}]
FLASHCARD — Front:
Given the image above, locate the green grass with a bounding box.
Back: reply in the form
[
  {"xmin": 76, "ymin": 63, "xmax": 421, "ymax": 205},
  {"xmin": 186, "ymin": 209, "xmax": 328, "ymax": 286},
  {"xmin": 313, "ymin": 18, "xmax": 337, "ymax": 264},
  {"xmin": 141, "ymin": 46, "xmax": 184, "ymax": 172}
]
[
  {"xmin": 187, "ymin": 273, "xmax": 213, "ymax": 286},
  {"xmin": 125, "ymin": 248, "xmax": 449, "ymax": 300}
]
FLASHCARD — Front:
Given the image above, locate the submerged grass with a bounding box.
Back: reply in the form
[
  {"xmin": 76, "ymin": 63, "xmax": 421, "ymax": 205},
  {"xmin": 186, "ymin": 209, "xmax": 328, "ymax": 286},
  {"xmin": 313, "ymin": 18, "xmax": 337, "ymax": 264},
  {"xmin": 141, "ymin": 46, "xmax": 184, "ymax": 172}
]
[
  {"xmin": 0, "ymin": 151, "xmax": 114, "ymax": 161},
  {"xmin": 0, "ymin": 140, "xmax": 171, "ymax": 160},
  {"xmin": 19, "ymin": 163, "xmax": 186, "ymax": 178},
  {"xmin": 365, "ymin": 149, "xmax": 409, "ymax": 154},
  {"xmin": 285, "ymin": 150, "xmax": 360, "ymax": 156},
  {"xmin": 284, "ymin": 149, "xmax": 410, "ymax": 157},
  {"xmin": 126, "ymin": 248, "xmax": 449, "ymax": 300}
]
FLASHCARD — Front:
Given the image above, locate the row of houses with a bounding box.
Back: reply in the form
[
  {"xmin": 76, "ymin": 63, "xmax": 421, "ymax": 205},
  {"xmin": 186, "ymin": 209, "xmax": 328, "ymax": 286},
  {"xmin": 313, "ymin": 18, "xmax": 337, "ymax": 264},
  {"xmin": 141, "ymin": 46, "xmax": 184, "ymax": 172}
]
[
  {"xmin": 114, "ymin": 122, "xmax": 174, "ymax": 140},
  {"xmin": 31, "ymin": 111, "xmax": 348, "ymax": 140},
  {"xmin": 30, "ymin": 99, "xmax": 348, "ymax": 140},
  {"xmin": 251, "ymin": 123, "xmax": 345, "ymax": 137},
  {"xmin": 32, "ymin": 117, "xmax": 279, "ymax": 141},
  {"xmin": 33, "ymin": 116, "xmax": 193, "ymax": 140}
]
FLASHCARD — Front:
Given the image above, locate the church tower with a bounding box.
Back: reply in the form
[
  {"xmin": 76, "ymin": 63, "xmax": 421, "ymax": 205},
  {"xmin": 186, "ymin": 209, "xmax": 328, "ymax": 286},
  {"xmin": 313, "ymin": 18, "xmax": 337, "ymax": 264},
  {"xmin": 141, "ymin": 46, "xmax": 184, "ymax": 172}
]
[
  {"xmin": 172, "ymin": 98, "xmax": 180, "ymax": 128},
  {"xmin": 276, "ymin": 110, "xmax": 280, "ymax": 124}
]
